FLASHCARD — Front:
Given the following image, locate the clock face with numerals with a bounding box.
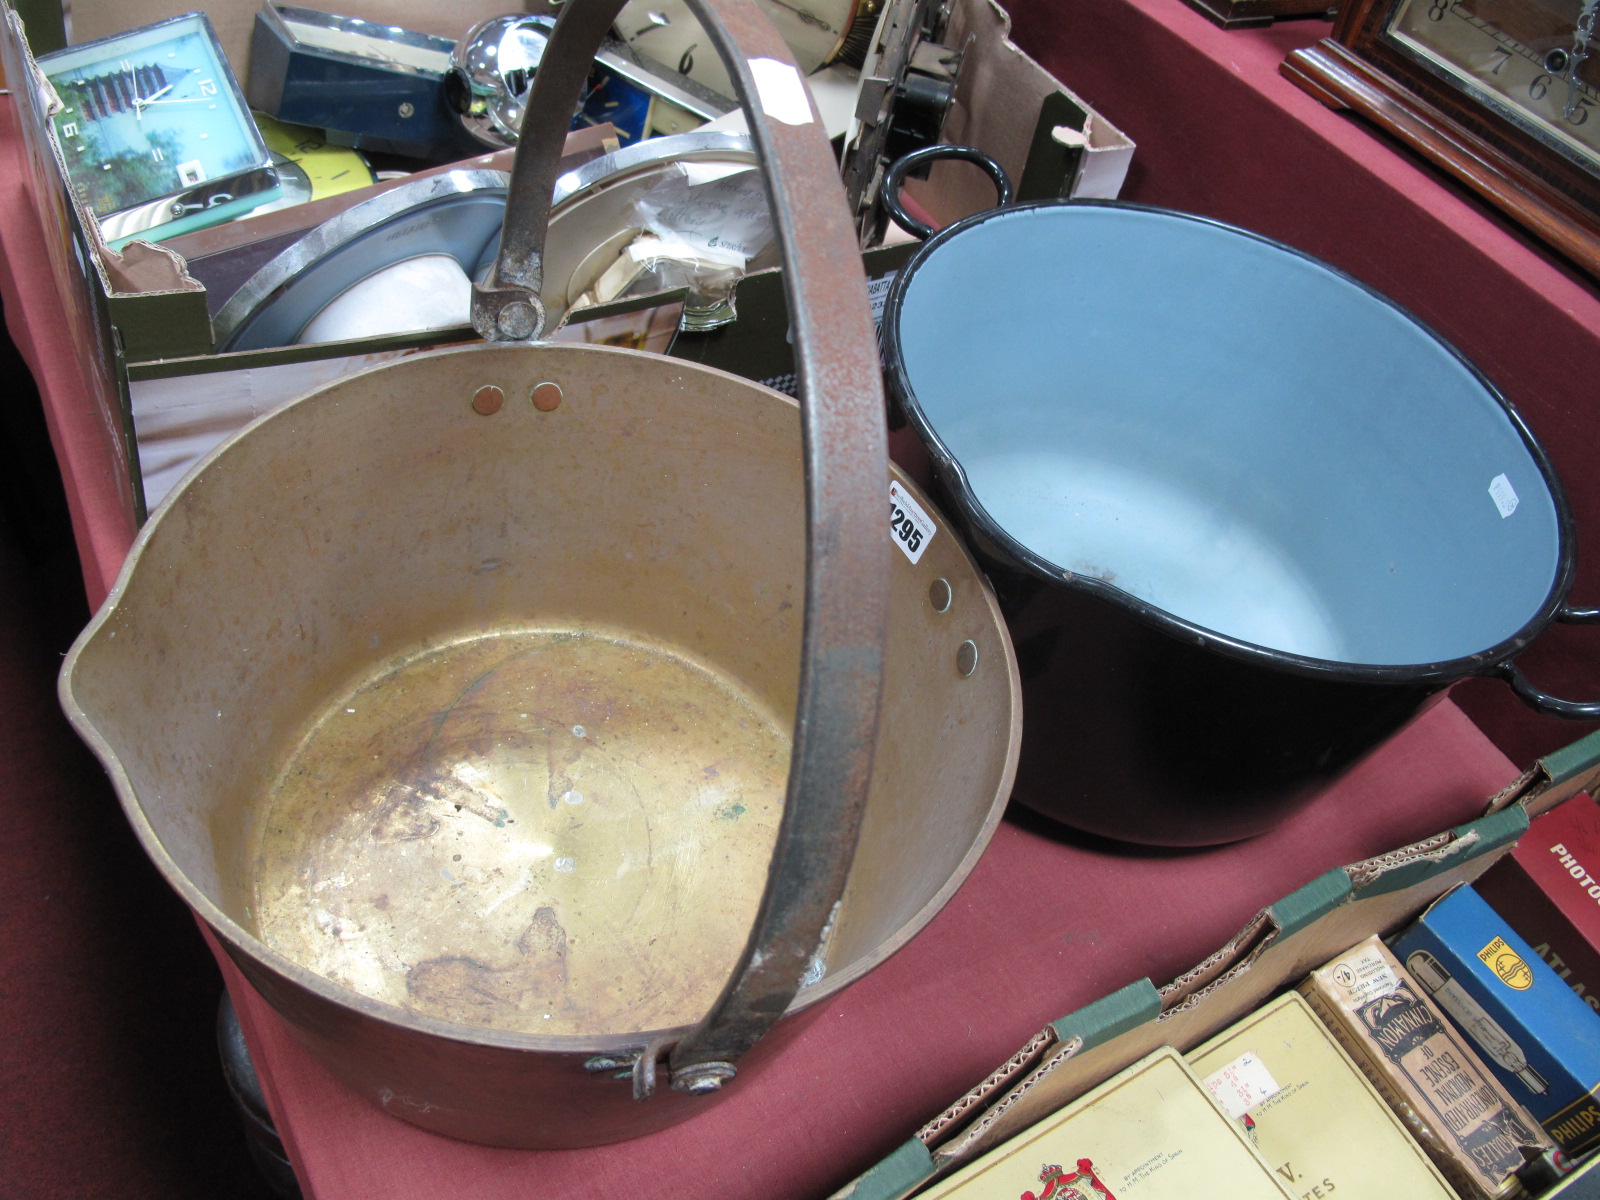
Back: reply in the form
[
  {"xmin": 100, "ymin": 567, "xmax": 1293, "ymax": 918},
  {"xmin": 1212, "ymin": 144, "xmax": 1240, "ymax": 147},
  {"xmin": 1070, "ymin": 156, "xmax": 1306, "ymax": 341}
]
[
  {"xmin": 39, "ymin": 13, "xmax": 280, "ymax": 246},
  {"xmin": 1283, "ymin": 0, "xmax": 1600, "ymax": 276},
  {"xmin": 1385, "ymin": 0, "xmax": 1600, "ymax": 172},
  {"xmin": 615, "ymin": 0, "xmax": 867, "ymax": 96}
]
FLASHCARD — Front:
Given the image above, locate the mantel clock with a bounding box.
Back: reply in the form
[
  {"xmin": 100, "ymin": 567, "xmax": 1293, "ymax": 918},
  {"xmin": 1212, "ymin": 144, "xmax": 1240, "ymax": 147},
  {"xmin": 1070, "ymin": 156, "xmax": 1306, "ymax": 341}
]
[{"xmin": 1283, "ymin": 0, "xmax": 1600, "ymax": 277}]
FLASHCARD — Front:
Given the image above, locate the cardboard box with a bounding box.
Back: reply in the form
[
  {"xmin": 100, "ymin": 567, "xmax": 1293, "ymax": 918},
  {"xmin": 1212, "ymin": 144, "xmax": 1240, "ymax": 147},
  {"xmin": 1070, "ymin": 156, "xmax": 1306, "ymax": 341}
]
[
  {"xmin": 6, "ymin": 0, "xmax": 1133, "ymax": 362},
  {"xmin": 888, "ymin": 0, "xmax": 1134, "ymax": 230},
  {"xmin": 1475, "ymin": 786, "xmax": 1600, "ymax": 1015},
  {"xmin": 1298, "ymin": 935, "xmax": 1548, "ymax": 1199},
  {"xmin": 915, "ymin": 1047, "xmax": 1293, "ymax": 1200},
  {"xmin": 833, "ymin": 807, "xmax": 1533, "ymax": 1200},
  {"xmin": 830, "ymin": 720, "xmax": 1600, "ymax": 1200},
  {"xmin": 1188, "ymin": 991, "xmax": 1456, "ymax": 1199},
  {"xmin": 1, "ymin": 0, "xmax": 1134, "ymax": 530},
  {"xmin": 5, "ymin": 0, "xmax": 525, "ymax": 350},
  {"xmin": 1390, "ymin": 881, "xmax": 1600, "ymax": 1156}
]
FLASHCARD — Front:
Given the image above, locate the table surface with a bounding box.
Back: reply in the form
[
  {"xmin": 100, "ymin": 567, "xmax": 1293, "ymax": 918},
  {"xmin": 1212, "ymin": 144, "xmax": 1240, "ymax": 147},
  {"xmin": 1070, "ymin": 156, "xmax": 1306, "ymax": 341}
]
[{"xmin": 0, "ymin": 6, "xmax": 1539, "ymax": 1196}]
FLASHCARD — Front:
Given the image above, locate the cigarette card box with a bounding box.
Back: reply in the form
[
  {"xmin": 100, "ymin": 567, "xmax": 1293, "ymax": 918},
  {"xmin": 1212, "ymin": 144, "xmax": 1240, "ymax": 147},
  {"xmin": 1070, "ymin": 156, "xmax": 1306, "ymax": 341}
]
[
  {"xmin": 1390, "ymin": 882, "xmax": 1600, "ymax": 1156},
  {"xmin": 916, "ymin": 1046, "xmax": 1293, "ymax": 1200},
  {"xmin": 1298, "ymin": 935, "xmax": 1549, "ymax": 1199},
  {"xmin": 1474, "ymin": 795, "xmax": 1600, "ymax": 1014},
  {"xmin": 1188, "ymin": 991, "xmax": 1456, "ymax": 1200}
]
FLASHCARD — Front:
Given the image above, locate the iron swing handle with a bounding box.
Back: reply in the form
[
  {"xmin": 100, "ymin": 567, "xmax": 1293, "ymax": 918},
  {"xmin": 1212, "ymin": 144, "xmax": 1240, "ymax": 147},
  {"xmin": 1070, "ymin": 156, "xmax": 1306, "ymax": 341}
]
[{"xmin": 473, "ymin": 0, "xmax": 891, "ymax": 1097}]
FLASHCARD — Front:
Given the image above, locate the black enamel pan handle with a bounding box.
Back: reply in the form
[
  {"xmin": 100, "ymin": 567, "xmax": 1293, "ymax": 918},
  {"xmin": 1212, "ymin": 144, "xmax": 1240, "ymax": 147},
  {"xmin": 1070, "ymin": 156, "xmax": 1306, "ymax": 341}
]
[
  {"xmin": 1496, "ymin": 605, "xmax": 1600, "ymax": 720},
  {"xmin": 881, "ymin": 143, "xmax": 1014, "ymax": 241},
  {"xmin": 473, "ymin": 0, "xmax": 890, "ymax": 1098}
]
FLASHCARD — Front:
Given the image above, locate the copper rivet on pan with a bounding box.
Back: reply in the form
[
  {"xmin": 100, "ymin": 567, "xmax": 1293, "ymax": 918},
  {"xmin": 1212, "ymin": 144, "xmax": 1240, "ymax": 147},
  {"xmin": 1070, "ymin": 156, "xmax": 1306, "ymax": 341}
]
[
  {"xmin": 472, "ymin": 386, "xmax": 505, "ymax": 416},
  {"xmin": 928, "ymin": 578, "xmax": 953, "ymax": 613},
  {"xmin": 956, "ymin": 640, "xmax": 979, "ymax": 677},
  {"xmin": 531, "ymin": 381, "xmax": 564, "ymax": 412}
]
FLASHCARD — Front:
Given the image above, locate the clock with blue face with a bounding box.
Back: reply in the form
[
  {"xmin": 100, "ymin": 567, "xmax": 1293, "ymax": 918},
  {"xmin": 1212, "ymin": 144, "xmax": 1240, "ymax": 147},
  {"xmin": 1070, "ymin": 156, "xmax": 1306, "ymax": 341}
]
[{"xmin": 39, "ymin": 13, "xmax": 281, "ymax": 249}]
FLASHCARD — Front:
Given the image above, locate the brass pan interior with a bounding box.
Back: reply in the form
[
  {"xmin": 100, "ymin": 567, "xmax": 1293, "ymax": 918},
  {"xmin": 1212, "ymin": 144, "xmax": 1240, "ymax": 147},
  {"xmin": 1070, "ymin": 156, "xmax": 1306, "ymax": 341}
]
[
  {"xmin": 64, "ymin": 341, "xmax": 1019, "ymax": 1049},
  {"xmin": 252, "ymin": 625, "xmax": 788, "ymax": 1035}
]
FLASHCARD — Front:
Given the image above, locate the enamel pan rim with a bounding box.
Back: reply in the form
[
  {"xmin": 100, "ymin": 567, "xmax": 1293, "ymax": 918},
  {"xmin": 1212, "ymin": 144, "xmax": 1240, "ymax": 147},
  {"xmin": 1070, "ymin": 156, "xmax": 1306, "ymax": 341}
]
[{"xmin": 880, "ymin": 198, "xmax": 1578, "ymax": 685}]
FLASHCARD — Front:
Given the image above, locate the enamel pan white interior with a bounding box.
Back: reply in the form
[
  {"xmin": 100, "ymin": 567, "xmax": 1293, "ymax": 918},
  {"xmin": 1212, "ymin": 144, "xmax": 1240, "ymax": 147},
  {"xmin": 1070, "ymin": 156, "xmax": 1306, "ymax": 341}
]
[{"xmin": 883, "ymin": 201, "xmax": 1573, "ymax": 679}]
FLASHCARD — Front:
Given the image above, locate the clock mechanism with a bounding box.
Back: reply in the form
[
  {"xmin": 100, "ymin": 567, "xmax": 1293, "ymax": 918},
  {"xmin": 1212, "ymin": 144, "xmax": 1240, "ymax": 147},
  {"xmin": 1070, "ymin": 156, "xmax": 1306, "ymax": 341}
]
[{"xmin": 838, "ymin": 0, "xmax": 962, "ymax": 245}]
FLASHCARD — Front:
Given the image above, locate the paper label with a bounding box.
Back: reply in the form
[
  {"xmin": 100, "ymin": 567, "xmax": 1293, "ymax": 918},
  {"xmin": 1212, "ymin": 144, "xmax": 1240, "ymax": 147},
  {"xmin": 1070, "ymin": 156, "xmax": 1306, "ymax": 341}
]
[
  {"xmin": 678, "ymin": 161, "xmax": 752, "ymax": 186},
  {"xmin": 889, "ymin": 480, "xmax": 935, "ymax": 564},
  {"xmin": 749, "ymin": 57, "xmax": 812, "ymax": 126},
  {"xmin": 1489, "ymin": 473, "xmax": 1520, "ymax": 518},
  {"xmin": 1328, "ymin": 943, "xmax": 1402, "ymax": 1008},
  {"xmin": 866, "ymin": 271, "xmax": 897, "ymax": 327},
  {"xmin": 1203, "ymin": 1052, "xmax": 1283, "ymax": 1120}
]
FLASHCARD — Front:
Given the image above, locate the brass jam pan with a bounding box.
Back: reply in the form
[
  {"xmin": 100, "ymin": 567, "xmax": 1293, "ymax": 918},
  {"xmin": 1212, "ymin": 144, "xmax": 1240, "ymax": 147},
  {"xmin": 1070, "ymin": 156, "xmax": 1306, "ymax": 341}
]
[
  {"xmin": 59, "ymin": 0, "xmax": 1022, "ymax": 1149},
  {"xmin": 61, "ymin": 338, "xmax": 1020, "ymax": 1146}
]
